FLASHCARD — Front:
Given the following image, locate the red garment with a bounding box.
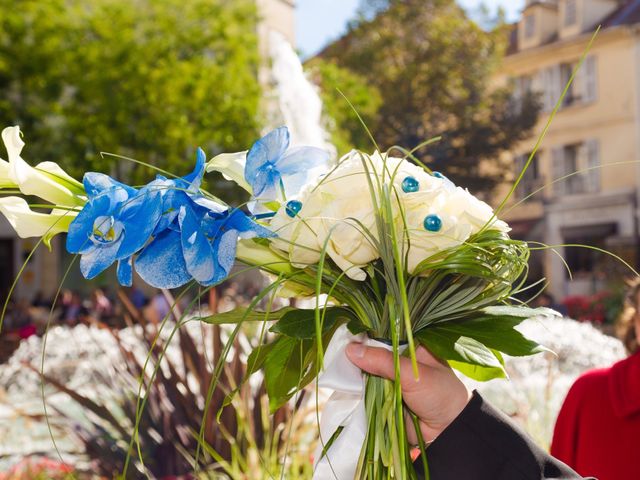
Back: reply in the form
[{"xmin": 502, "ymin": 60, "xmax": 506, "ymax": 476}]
[{"xmin": 551, "ymin": 351, "xmax": 640, "ymax": 480}]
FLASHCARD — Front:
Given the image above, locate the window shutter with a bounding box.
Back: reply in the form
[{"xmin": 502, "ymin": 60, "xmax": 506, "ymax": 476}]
[
  {"xmin": 583, "ymin": 56, "xmax": 597, "ymax": 103},
  {"xmin": 513, "ymin": 77, "xmax": 522, "ymax": 101},
  {"xmin": 573, "ymin": 61, "xmax": 585, "ymax": 103},
  {"xmin": 585, "ymin": 139, "xmax": 600, "ymax": 192},
  {"xmin": 542, "ymin": 68, "xmax": 552, "ymax": 112},
  {"xmin": 550, "ymin": 65, "xmax": 562, "ymax": 110},
  {"xmin": 532, "ymin": 70, "xmax": 543, "ymax": 95},
  {"xmin": 513, "ymin": 77, "xmax": 522, "ymax": 112},
  {"xmin": 551, "ymin": 147, "xmax": 565, "ymax": 196}
]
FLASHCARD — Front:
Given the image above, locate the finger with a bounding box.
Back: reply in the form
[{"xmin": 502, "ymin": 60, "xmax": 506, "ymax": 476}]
[
  {"xmin": 346, "ymin": 343, "xmax": 395, "ymax": 379},
  {"xmin": 345, "ymin": 343, "xmax": 427, "ymax": 392},
  {"xmin": 414, "ymin": 345, "xmax": 449, "ymax": 370}
]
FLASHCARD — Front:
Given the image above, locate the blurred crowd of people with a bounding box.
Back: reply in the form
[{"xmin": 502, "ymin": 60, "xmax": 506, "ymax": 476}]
[
  {"xmin": 3, "ymin": 287, "xmax": 132, "ymax": 339},
  {"xmin": 0, "ymin": 272, "xmax": 271, "ymax": 349}
]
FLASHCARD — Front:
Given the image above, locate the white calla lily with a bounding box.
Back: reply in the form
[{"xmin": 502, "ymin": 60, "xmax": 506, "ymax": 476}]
[
  {"xmin": 0, "ymin": 196, "xmax": 77, "ymax": 248},
  {"xmin": 0, "ymin": 158, "xmax": 16, "ymax": 188},
  {"xmin": 205, "ymin": 150, "xmax": 252, "ymax": 193},
  {"xmin": 2, "ymin": 126, "xmax": 85, "ymax": 206}
]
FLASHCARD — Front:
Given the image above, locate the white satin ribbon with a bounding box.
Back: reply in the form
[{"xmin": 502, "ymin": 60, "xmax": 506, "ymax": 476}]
[{"xmin": 312, "ymin": 324, "xmax": 406, "ymax": 480}]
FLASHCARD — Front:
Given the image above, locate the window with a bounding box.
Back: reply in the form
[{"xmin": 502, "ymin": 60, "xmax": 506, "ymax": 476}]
[
  {"xmin": 516, "ymin": 75, "xmax": 533, "ymax": 98},
  {"xmin": 562, "ymin": 144, "xmax": 581, "ymax": 192},
  {"xmin": 512, "ymin": 74, "xmax": 535, "ymax": 112},
  {"xmin": 524, "ymin": 13, "xmax": 536, "ymax": 39},
  {"xmin": 542, "ymin": 56, "xmax": 597, "ymax": 111},
  {"xmin": 560, "ymin": 62, "xmax": 578, "ymax": 106},
  {"xmin": 552, "ymin": 140, "xmax": 600, "ymax": 196},
  {"xmin": 562, "ymin": 223, "xmax": 616, "ymax": 277},
  {"xmin": 564, "ymin": 0, "xmax": 577, "ymax": 26},
  {"xmin": 514, "ymin": 152, "xmax": 542, "ymax": 201},
  {"xmin": 564, "ymin": 233, "xmax": 606, "ymax": 275}
]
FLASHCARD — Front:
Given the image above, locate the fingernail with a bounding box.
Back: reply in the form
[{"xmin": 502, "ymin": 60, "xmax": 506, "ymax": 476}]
[{"xmin": 347, "ymin": 343, "xmax": 366, "ymax": 359}]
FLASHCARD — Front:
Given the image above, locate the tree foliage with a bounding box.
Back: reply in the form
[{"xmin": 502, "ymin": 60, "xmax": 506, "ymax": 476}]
[
  {"xmin": 306, "ymin": 58, "xmax": 382, "ymax": 155},
  {"xmin": 0, "ymin": 0, "xmax": 261, "ymax": 182},
  {"xmin": 320, "ymin": 0, "xmax": 540, "ymax": 194}
]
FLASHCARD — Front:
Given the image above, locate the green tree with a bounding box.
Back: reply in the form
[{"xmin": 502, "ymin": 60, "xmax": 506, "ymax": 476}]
[
  {"xmin": 306, "ymin": 58, "xmax": 382, "ymax": 156},
  {"xmin": 0, "ymin": 0, "xmax": 261, "ymax": 183},
  {"xmin": 320, "ymin": 0, "xmax": 539, "ymax": 194}
]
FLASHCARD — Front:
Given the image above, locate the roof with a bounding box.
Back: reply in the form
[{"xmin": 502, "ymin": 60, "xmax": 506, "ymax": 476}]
[
  {"xmin": 602, "ymin": 0, "xmax": 640, "ymax": 27},
  {"xmin": 523, "ymin": 1, "xmax": 559, "ymax": 12},
  {"xmin": 507, "ymin": 0, "xmax": 640, "ymax": 56}
]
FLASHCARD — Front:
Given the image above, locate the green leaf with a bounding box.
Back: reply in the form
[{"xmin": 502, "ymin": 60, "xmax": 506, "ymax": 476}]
[
  {"xmin": 415, "ymin": 329, "xmax": 506, "ymax": 381},
  {"xmin": 346, "ymin": 318, "xmax": 370, "ymax": 335},
  {"xmin": 482, "ymin": 305, "xmax": 560, "ymax": 319},
  {"xmin": 427, "ymin": 315, "xmax": 549, "ymax": 357},
  {"xmin": 219, "ymin": 339, "xmax": 278, "ymax": 417},
  {"xmin": 269, "ymin": 306, "xmax": 356, "ymax": 338},
  {"xmin": 264, "ymin": 200, "xmax": 281, "ymax": 212},
  {"xmin": 448, "ymin": 359, "xmax": 505, "ymax": 382},
  {"xmin": 264, "ymin": 336, "xmax": 313, "ymax": 412},
  {"xmin": 197, "ymin": 306, "xmax": 294, "ymax": 325}
]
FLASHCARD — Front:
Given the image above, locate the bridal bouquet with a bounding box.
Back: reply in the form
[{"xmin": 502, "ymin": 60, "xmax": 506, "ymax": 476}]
[{"xmin": 0, "ymin": 125, "xmax": 551, "ymax": 479}]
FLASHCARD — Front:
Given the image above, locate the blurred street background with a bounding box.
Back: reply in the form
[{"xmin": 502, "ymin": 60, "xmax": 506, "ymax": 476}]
[{"xmin": 1, "ymin": 1, "xmax": 638, "ymax": 478}]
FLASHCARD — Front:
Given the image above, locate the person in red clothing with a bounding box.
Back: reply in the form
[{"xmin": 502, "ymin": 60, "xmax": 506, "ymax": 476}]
[{"xmin": 551, "ymin": 279, "xmax": 640, "ymax": 480}]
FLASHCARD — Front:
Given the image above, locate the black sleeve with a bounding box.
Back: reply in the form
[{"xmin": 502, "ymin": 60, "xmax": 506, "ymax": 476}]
[{"xmin": 413, "ymin": 391, "xmax": 594, "ymax": 480}]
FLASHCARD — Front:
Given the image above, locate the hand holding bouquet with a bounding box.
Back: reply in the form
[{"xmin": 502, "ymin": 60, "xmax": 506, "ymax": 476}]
[{"xmin": 0, "ymin": 125, "xmax": 553, "ymax": 479}]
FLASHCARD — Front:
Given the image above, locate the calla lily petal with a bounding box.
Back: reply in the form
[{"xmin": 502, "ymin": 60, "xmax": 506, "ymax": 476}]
[
  {"xmin": 0, "ymin": 159, "xmax": 16, "ymax": 188},
  {"xmin": 206, "ymin": 151, "xmax": 252, "ymax": 193},
  {"xmin": 35, "ymin": 161, "xmax": 85, "ymax": 195},
  {"xmin": 236, "ymin": 239, "xmax": 294, "ymax": 275},
  {"xmin": 0, "ymin": 196, "xmax": 76, "ymax": 248},
  {"xmin": 2, "ymin": 126, "xmax": 84, "ymax": 207}
]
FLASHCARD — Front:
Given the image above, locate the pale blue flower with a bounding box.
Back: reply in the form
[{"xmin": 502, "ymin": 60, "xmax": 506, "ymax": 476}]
[{"xmin": 245, "ymin": 126, "xmax": 329, "ymax": 204}]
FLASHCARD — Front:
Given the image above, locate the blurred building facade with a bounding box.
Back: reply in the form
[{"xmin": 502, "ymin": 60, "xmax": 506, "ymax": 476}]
[
  {"xmin": 497, "ymin": 0, "xmax": 640, "ymax": 300},
  {"xmin": 0, "ymin": 0, "xmax": 296, "ymax": 302}
]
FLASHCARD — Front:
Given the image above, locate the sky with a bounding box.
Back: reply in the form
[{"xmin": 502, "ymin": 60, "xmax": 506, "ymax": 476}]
[{"xmin": 296, "ymin": 0, "xmax": 526, "ymax": 58}]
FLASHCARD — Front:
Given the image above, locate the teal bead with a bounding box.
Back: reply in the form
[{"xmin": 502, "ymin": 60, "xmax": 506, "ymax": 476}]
[
  {"xmin": 432, "ymin": 171, "xmax": 444, "ymax": 179},
  {"xmin": 423, "ymin": 214, "xmax": 442, "ymax": 232},
  {"xmin": 401, "ymin": 176, "xmax": 419, "ymax": 193},
  {"xmin": 285, "ymin": 200, "xmax": 303, "ymax": 218}
]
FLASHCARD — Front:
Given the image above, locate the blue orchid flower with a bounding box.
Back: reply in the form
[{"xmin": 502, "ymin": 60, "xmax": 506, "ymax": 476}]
[
  {"xmin": 135, "ymin": 149, "xmax": 274, "ymax": 289},
  {"xmin": 245, "ymin": 126, "xmax": 329, "ymax": 205},
  {"xmin": 66, "ymin": 173, "xmax": 163, "ymax": 286},
  {"xmin": 149, "ymin": 148, "xmax": 227, "ymax": 235},
  {"xmin": 136, "ymin": 205, "xmax": 274, "ymax": 289}
]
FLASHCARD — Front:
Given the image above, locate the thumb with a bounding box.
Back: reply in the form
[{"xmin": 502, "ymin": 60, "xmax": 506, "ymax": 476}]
[{"xmin": 345, "ymin": 343, "xmax": 423, "ymax": 391}]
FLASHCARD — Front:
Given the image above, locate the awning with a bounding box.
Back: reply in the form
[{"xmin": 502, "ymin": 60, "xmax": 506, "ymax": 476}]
[
  {"xmin": 560, "ymin": 223, "xmax": 617, "ymax": 240},
  {"xmin": 508, "ymin": 218, "xmax": 543, "ymax": 240}
]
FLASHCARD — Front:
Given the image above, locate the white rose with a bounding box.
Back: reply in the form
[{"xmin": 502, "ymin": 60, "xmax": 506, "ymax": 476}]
[
  {"xmin": 269, "ymin": 181, "xmax": 324, "ymax": 268},
  {"xmin": 400, "ymin": 182, "xmax": 510, "ymax": 273},
  {"xmin": 271, "ymin": 150, "xmax": 392, "ymax": 281}
]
